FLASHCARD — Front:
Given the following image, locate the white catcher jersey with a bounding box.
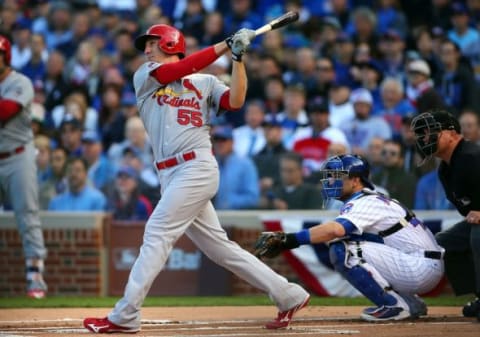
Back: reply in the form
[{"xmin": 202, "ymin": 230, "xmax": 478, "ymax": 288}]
[
  {"xmin": 336, "ymin": 191, "xmax": 444, "ymax": 254},
  {"xmin": 133, "ymin": 62, "xmax": 229, "ymax": 160},
  {"xmin": 0, "ymin": 70, "xmax": 34, "ymax": 152}
]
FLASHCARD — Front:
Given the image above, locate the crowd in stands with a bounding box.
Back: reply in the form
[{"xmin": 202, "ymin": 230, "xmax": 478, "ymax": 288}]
[{"xmin": 2, "ymin": 0, "xmax": 480, "ymax": 216}]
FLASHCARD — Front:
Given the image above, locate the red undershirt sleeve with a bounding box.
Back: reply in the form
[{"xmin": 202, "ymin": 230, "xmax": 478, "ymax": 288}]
[
  {"xmin": 219, "ymin": 90, "xmax": 239, "ymax": 111},
  {"xmin": 150, "ymin": 46, "xmax": 219, "ymax": 84},
  {"xmin": 0, "ymin": 99, "xmax": 22, "ymax": 122}
]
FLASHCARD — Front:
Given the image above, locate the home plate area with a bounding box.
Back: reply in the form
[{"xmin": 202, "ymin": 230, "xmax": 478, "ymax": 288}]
[{"xmin": 0, "ymin": 306, "xmax": 478, "ymax": 337}]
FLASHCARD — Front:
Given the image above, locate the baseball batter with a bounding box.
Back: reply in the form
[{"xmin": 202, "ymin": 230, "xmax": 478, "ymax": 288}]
[
  {"xmin": 84, "ymin": 24, "xmax": 309, "ymax": 334},
  {"xmin": 254, "ymin": 154, "xmax": 444, "ymax": 321},
  {"xmin": 0, "ymin": 35, "xmax": 47, "ymax": 298}
]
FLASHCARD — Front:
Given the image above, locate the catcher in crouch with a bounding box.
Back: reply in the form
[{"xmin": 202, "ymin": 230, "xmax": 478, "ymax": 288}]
[{"xmin": 254, "ymin": 154, "xmax": 444, "ymax": 321}]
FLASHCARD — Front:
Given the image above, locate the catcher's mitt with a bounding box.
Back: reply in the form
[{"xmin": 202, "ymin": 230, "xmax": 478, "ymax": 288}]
[{"xmin": 253, "ymin": 231, "xmax": 299, "ymax": 259}]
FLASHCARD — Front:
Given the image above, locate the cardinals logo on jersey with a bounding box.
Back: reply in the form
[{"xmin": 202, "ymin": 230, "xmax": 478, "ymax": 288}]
[{"xmin": 183, "ymin": 79, "xmax": 203, "ymax": 99}]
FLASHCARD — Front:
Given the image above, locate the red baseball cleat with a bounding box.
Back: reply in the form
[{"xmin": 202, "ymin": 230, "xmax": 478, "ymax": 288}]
[
  {"xmin": 83, "ymin": 317, "xmax": 139, "ymax": 334},
  {"xmin": 265, "ymin": 294, "xmax": 310, "ymax": 329}
]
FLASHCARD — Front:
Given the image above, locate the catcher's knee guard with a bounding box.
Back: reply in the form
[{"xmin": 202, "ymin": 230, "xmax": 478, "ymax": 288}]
[{"xmin": 329, "ymin": 242, "xmax": 398, "ymax": 307}]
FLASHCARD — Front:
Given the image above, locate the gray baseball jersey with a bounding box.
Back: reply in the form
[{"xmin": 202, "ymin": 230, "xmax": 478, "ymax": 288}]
[
  {"xmin": 0, "ymin": 70, "xmax": 34, "ymax": 151},
  {"xmin": 107, "ymin": 61, "xmax": 309, "ymax": 329}
]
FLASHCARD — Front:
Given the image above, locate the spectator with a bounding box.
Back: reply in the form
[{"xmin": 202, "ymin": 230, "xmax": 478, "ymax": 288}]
[
  {"xmin": 98, "ymin": 84, "xmax": 126, "ymax": 149},
  {"xmin": 56, "ymin": 12, "xmax": 92, "ymax": 59},
  {"xmin": 378, "ymin": 29, "xmax": 407, "ymax": 81},
  {"xmin": 10, "ymin": 18, "xmax": 32, "ymax": 70},
  {"xmin": 272, "ymin": 84, "xmax": 309, "ymax": 150},
  {"xmin": 223, "ymin": 0, "xmax": 263, "ymax": 37},
  {"xmin": 328, "ymin": 84, "xmax": 355, "ymax": 128},
  {"xmin": 104, "ymin": 166, "xmax": 153, "ymax": 221},
  {"xmin": 48, "ymin": 157, "xmax": 106, "ymax": 211},
  {"xmin": 413, "ymin": 26, "xmax": 443, "ymax": 79},
  {"xmin": 174, "ymin": 0, "xmax": 206, "ymax": 42},
  {"xmin": 81, "ymin": 130, "xmax": 116, "ymax": 191},
  {"xmin": 405, "ymin": 59, "xmax": 446, "ymax": 114},
  {"xmin": 38, "ymin": 147, "xmax": 69, "ymax": 210},
  {"xmin": 30, "ymin": 102, "xmax": 47, "ymax": 138},
  {"xmin": 233, "ymin": 100, "xmax": 266, "ymax": 157},
  {"xmin": 291, "ymin": 98, "xmax": 349, "ymax": 178},
  {"xmin": 34, "ymin": 134, "xmax": 52, "ymax": 184},
  {"xmin": 377, "ymin": 77, "xmax": 416, "ymax": 138},
  {"xmin": 437, "ymin": 39, "xmax": 478, "ymax": 115},
  {"xmin": 108, "ymin": 116, "xmax": 153, "ymax": 168},
  {"xmin": 459, "ymin": 110, "xmax": 480, "ymax": 144},
  {"xmin": 20, "ymin": 33, "xmax": 48, "ymax": 85},
  {"xmin": 431, "ymin": 0, "xmax": 454, "ymax": 31},
  {"xmin": 415, "ymin": 160, "xmax": 453, "ymax": 210},
  {"xmin": 341, "ymin": 88, "xmax": 392, "ymax": 157},
  {"xmin": 212, "ymin": 125, "xmax": 260, "ymax": 210},
  {"xmin": 315, "ymin": 16, "xmax": 343, "ymax": 59},
  {"xmin": 42, "ymin": 51, "xmax": 72, "ymax": 117},
  {"xmin": 331, "ymin": 33, "xmax": 355, "ymax": 87},
  {"xmin": 263, "ymin": 75, "xmax": 285, "ymax": 116},
  {"xmin": 352, "ymin": 60, "xmax": 384, "ymax": 111},
  {"xmin": 253, "ymin": 116, "xmax": 287, "ymax": 200},
  {"xmin": 448, "ymin": 2, "xmax": 480, "ymax": 67},
  {"xmin": 284, "ymin": 47, "xmax": 318, "ymax": 98},
  {"xmin": 200, "ymin": 11, "xmax": 227, "ymax": 47},
  {"xmin": 366, "ymin": 136, "xmax": 386, "ymax": 176},
  {"xmin": 58, "ymin": 115, "xmax": 83, "ymax": 157},
  {"xmin": 63, "ymin": 40, "xmax": 101, "ymax": 99},
  {"xmin": 120, "ymin": 146, "xmax": 161, "ymax": 207},
  {"xmin": 42, "ymin": 1, "xmax": 73, "ymax": 50},
  {"xmin": 376, "ymin": 0, "xmax": 408, "ymax": 37},
  {"xmin": 346, "ymin": 6, "xmax": 380, "ymax": 58},
  {"xmin": 51, "ymin": 91, "xmax": 98, "ymax": 133},
  {"xmin": 327, "ymin": 142, "xmax": 348, "ymax": 158},
  {"xmin": 371, "ymin": 139, "xmax": 417, "ymax": 208},
  {"xmin": 259, "ymin": 151, "xmax": 323, "ymax": 210},
  {"xmin": 311, "ymin": 57, "xmax": 337, "ymax": 102}
]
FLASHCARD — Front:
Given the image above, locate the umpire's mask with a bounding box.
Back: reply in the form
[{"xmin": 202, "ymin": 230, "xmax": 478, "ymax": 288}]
[{"xmin": 410, "ymin": 110, "xmax": 460, "ymax": 162}]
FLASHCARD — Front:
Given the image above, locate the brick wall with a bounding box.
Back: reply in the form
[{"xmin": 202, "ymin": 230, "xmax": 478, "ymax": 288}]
[{"xmin": 0, "ymin": 213, "xmax": 108, "ymax": 297}]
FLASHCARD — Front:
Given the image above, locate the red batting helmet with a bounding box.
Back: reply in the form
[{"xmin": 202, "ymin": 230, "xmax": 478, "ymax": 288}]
[
  {"xmin": 134, "ymin": 24, "xmax": 185, "ymax": 58},
  {"xmin": 0, "ymin": 35, "xmax": 11, "ymax": 66}
]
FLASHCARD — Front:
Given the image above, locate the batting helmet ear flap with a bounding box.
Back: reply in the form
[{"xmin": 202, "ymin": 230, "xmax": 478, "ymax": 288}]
[
  {"xmin": 134, "ymin": 24, "xmax": 186, "ymax": 58},
  {"xmin": 0, "ymin": 35, "xmax": 12, "ymax": 66}
]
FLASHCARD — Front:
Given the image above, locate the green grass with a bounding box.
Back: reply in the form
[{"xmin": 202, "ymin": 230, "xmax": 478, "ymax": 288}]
[{"xmin": 0, "ymin": 295, "xmax": 471, "ymax": 309}]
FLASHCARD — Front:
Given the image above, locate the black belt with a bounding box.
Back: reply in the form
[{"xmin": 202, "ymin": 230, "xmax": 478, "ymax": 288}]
[{"xmin": 424, "ymin": 251, "xmax": 443, "ymax": 260}]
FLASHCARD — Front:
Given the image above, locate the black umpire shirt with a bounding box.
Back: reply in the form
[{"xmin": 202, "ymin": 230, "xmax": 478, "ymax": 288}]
[{"xmin": 438, "ymin": 139, "xmax": 480, "ymax": 216}]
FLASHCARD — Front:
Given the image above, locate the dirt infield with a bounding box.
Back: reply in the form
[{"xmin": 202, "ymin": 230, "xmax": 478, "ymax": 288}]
[{"xmin": 0, "ymin": 306, "xmax": 478, "ymax": 337}]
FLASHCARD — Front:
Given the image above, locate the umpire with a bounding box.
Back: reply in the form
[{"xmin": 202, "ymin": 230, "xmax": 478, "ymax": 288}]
[{"xmin": 411, "ymin": 110, "xmax": 480, "ymax": 321}]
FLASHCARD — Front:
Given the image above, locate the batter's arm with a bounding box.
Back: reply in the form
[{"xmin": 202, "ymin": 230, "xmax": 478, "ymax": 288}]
[
  {"xmin": 151, "ymin": 42, "xmax": 229, "ymax": 84},
  {"xmin": 228, "ymin": 60, "xmax": 248, "ymax": 110}
]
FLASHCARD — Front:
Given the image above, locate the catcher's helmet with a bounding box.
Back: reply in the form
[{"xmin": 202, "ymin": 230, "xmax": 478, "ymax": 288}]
[
  {"xmin": 320, "ymin": 154, "xmax": 374, "ymax": 199},
  {"xmin": 410, "ymin": 110, "xmax": 460, "ymax": 160},
  {"xmin": 134, "ymin": 24, "xmax": 185, "ymax": 58},
  {"xmin": 0, "ymin": 35, "xmax": 11, "ymax": 66}
]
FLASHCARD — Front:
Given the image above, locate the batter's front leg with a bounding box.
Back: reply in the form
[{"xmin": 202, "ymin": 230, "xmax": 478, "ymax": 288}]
[{"xmin": 186, "ymin": 202, "xmax": 309, "ymax": 311}]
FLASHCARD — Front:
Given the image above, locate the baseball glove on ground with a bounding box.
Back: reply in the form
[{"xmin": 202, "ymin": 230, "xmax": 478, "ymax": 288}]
[{"xmin": 254, "ymin": 231, "xmax": 299, "ymax": 259}]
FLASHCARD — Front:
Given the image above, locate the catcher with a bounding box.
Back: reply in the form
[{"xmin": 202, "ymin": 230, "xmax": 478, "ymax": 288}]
[{"xmin": 254, "ymin": 154, "xmax": 444, "ymax": 321}]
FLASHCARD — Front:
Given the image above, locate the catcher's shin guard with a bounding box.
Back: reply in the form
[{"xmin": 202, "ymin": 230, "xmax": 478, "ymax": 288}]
[{"xmin": 329, "ymin": 242, "xmax": 398, "ymax": 307}]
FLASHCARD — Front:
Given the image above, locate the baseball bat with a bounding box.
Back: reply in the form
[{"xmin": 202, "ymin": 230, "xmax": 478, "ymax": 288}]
[{"xmin": 254, "ymin": 11, "xmax": 299, "ymax": 36}]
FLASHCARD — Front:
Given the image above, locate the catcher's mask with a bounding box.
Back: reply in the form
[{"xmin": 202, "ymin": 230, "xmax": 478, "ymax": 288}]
[
  {"xmin": 320, "ymin": 154, "xmax": 374, "ymax": 200},
  {"xmin": 410, "ymin": 110, "xmax": 460, "ymax": 161}
]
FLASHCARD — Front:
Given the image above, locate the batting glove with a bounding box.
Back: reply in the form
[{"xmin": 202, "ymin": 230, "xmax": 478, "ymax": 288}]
[{"xmin": 226, "ymin": 28, "xmax": 256, "ymax": 62}]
